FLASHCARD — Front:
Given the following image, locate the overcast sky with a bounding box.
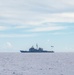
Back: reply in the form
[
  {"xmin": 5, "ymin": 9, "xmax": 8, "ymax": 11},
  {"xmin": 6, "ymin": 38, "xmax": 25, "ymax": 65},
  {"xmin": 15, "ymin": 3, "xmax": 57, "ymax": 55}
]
[{"xmin": 0, "ymin": 0, "xmax": 74, "ymax": 52}]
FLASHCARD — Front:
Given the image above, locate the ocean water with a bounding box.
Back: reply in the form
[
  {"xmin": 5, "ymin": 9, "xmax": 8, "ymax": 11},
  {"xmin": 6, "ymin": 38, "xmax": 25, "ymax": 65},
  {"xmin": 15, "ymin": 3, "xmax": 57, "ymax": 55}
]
[{"xmin": 0, "ymin": 52, "xmax": 74, "ymax": 75}]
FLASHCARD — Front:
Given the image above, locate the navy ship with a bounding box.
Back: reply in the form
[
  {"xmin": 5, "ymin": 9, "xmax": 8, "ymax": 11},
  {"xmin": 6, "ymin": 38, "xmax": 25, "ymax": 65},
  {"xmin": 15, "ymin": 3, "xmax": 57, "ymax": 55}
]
[{"xmin": 20, "ymin": 44, "xmax": 54, "ymax": 53}]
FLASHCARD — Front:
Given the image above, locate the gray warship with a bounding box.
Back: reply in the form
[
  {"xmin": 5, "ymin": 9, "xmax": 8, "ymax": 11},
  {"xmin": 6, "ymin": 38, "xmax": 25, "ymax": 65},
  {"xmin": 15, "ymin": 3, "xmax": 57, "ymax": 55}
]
[{"xmin": 20, "ymin": 44, "xmax": 54, "ymax": 53}]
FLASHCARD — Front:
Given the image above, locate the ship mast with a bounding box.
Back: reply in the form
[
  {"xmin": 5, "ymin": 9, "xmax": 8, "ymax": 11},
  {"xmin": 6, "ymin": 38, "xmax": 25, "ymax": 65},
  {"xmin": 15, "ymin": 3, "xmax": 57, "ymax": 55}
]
[{"xmin": 36, "ymin": 44, "xmax": 38, "ymax": 50}]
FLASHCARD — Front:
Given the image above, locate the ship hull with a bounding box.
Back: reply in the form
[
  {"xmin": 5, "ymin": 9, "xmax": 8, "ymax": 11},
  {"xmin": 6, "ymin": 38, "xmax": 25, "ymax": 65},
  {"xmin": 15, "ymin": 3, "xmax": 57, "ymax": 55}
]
[{"xmin": 20, "ymin": 50, "xmax": 54, "ymax": 53}]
